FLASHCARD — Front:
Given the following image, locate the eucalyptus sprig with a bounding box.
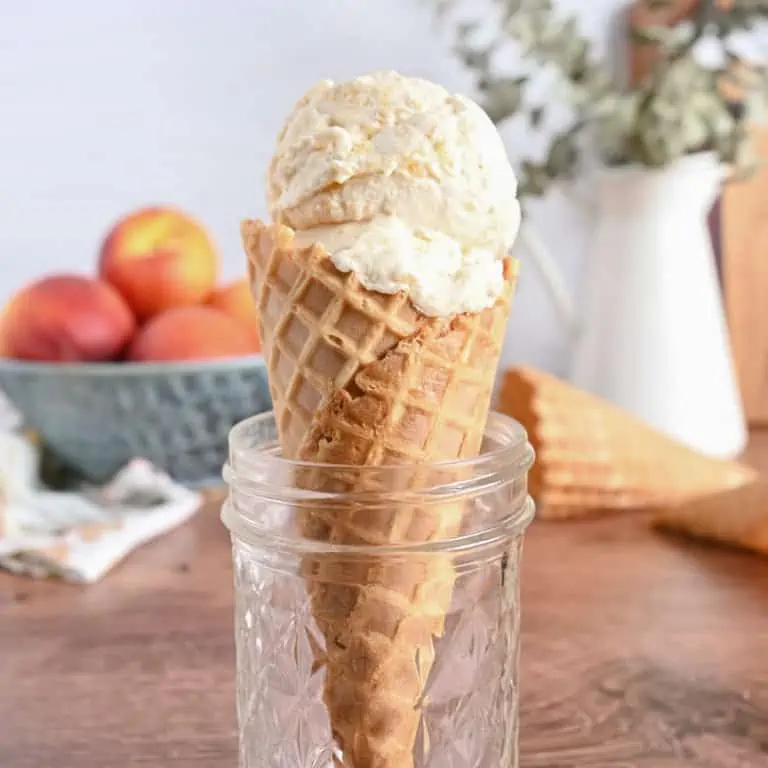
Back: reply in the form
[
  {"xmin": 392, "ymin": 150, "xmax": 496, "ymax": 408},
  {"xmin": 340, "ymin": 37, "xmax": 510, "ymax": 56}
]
[{"xmin": 432, "ymin": 0, "xmax": 768, "ymax": 197}]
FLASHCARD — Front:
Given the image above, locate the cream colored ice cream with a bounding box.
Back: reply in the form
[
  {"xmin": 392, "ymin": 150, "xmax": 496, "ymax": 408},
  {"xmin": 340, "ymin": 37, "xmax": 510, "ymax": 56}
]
[{"xmin": 268, "ymin": 70, "xmax": 520, "ymax": 317}]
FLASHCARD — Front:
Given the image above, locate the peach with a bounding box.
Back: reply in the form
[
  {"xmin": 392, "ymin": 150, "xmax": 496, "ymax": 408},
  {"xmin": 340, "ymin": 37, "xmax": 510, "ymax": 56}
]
[
  {"xmin": 0, "ymin": 305, "xmax": 9, "ymax": 356},
  {"xmin": 99, "ymin": 206, "xmax": 219, "ymax": 320},
  {"xmin": 127, "ymin": 306, "xmax": 258, "ymax": 363},
  {"xmin": 1, "ymin": 275, "xmax": 136, "ymax": 362},
  {"xmin": 208, "ymin": 279, "xmax": 261, "ymax": 351}
]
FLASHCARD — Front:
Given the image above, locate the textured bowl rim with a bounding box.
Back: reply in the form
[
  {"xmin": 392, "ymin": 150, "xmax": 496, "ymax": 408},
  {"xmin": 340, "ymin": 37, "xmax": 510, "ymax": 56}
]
[{"xmin": 0, "ymin": 354, "xmax": 266, "ymax": 377}]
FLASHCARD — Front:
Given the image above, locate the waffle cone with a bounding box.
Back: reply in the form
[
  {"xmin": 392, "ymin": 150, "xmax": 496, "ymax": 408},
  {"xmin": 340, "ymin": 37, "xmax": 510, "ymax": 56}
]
[
  {"xmin": 655, "ymin": 480, "xmax": 768, "ymax": 556},
  {"xmin": 242, "ymin": 218, "xmax": 517, "ymax": 767},
  {"xmin": 497, "ymin": 367, "xmax": 756, "ymax": 520}
]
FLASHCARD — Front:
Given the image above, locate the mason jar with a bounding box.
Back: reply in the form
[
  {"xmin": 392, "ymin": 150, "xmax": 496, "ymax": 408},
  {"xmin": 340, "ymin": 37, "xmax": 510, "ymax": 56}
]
[{"xmin": 221, "ymin": 411, "xmax": 535, "ymax": 768}]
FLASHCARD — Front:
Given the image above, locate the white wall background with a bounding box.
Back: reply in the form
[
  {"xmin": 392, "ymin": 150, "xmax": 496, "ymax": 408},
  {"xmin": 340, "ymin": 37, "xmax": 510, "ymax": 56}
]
[{"xmin": 0, "ymin": 0, "xmax": 628, "ymax": 375}]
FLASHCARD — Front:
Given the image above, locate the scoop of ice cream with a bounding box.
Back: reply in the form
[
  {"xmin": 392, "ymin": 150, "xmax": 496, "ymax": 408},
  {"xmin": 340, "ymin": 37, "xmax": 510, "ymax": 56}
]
[
  {"xmin": 293, "ymin": 217, "xmax": 504, "ymax": 316},
  {"xmin": 267, "ymin": 71, "xmax": 521, "ymax": 316}
]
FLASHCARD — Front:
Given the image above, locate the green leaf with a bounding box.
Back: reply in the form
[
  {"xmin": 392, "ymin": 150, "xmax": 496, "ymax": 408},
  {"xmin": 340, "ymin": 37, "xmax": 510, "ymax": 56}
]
[
  {"xmin": 631, "ymin": 25, "xmax": 675, "ymax": 45},
  {"xmin": 644, "ymin": 0, "xmax": 673, "ymax": 8},
  {"xmin": 529, "ymin": 106, "xmax": 545, "ymax": 127},
  {"xmin": 732, "ymin": 135, "xmax": 762, "ymax": 178},
  {"xmin": 506, "ymin": 14, "xmax": 538, "ymax": 53},
  {"xmin": 456, "ymin": 21, "xmax": 478, "ymax": 40},
  {"xmin": 681, "ymin": 113, "xmax": 710, "ymax": 150},
  {"xmin": 518, "ymin": 161, "xmax": 551, "ymax": 197},
  {"xmin": 746, "ymin": 87, "xmax": 768, "ymax": 123},
  {"xmin": 559, "ymin": 17, "xmax": 580, "ymax": 47},
  {"xmin": 545, "ymin": 135, "xmax": 579, "ymax": 178},
  {"xmin": 567, "ymin": 40, "xmax": 591, "ymax": 81},
  {"xmin": 502, "ymin": 0, "xmax": 524, "ymax": 19},
  {"xmin": 714, "ymin": 133, "xmax": 738, "ymax": 164},
  {"xmin": 482, "ymin": 77, "xmax": 526, "ymax": 123},
  {"xmin": 590, "ymin": 92, "xmax": 620, "ymax": 119},
  {"xmin": 561, "ymin": 36, "xmax": 590, "ymax": 80},
  {"xmin": 456, "ymin": 43, "xmax": 493, "ymax": 72},
  {"xmin": 708, "ymin": 107, "xmax": 736, "ymax": 138}
]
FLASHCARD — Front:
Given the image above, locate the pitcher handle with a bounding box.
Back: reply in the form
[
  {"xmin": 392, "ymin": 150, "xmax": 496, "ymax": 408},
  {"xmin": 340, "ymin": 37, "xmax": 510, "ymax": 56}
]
[
  {"xmin": 517, "ymin": 221, "xmax": 578, "ymax": 337},
  {"xmin": 516, "ymin": 179, "xmax": 598, "ymax": 339}
]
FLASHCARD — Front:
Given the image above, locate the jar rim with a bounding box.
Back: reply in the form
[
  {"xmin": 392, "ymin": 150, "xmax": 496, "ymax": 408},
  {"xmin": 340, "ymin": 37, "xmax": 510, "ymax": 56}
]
[
  {"xmin": 226, "ymin": 410, "xmax": 533, "ymax": 478},
  {"xmin": 222, "ymin": 410, "xmax": 535, "ymax": 554}
]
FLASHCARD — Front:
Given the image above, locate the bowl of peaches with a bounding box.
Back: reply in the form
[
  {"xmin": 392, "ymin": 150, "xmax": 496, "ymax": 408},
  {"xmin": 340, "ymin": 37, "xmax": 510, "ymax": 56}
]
[{"xmin": 0, "ymin": 206, "xmax": 270, "ymax": 486}]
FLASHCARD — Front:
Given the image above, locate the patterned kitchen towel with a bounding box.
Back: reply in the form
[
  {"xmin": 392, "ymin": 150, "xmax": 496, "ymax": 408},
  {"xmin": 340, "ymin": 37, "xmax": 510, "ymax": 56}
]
[{"xmin": 0, "ymin": 431, "xmax": 202, "ymax": 582}]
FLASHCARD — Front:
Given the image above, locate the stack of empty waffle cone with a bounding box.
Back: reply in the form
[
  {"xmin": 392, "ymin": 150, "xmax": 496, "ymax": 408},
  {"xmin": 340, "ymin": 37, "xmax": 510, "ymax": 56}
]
[
  {"xmin": 655, "ymin": 479, "xmax": 768, "ymax": 556},
  {"xmin": 243, "ymin": 219, "xmax": 517, "ymax": 768},
  {"xmin": 497, "ymin": 367, "xmax": 757, "ymax": 520}
]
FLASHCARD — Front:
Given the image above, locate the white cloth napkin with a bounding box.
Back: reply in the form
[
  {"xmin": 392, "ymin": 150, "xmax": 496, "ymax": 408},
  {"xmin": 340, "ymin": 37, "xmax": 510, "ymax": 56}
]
[{"xmin": 0, "ymin": 431, "xmax": 202, "ymax": 583}]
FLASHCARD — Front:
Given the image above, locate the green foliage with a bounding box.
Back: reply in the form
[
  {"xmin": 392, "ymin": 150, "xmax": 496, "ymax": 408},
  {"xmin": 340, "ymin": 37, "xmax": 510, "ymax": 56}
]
[{"xmin": 431, "ymin": 0, "xmax": 768, "ymax": 197}]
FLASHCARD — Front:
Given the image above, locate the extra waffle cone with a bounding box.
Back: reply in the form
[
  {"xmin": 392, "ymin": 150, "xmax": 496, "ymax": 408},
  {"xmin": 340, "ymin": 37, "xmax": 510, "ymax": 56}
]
[
  {"xmin": 656, "ymin": 480, "xmax": 768, "ymax": 556},
  {"xmin": 242, "ymin": 219, "xmax": 516, "ymax": 767},
  {"xmin": 497, "ymin": 367, "xmax": 756, "ymax": 520}
]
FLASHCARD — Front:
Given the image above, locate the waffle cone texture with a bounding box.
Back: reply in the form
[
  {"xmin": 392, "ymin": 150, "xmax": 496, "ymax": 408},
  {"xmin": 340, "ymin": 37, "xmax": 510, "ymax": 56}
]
[
  {"xmin": 242, "ymin": 219, "xmax": 517, "ymax": 767},
  {"xmin": 497, "ymin": 367, "xmax": 756, "ymax": 519},
  {"xmin": 656, "ymin": 479, "xmax": 768, "ymax": 556}
]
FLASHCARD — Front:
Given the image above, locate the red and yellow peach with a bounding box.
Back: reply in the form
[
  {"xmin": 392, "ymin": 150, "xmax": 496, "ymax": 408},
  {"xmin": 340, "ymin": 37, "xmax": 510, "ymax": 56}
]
[
  {"xmin": 127, "ymin": 306, "xmax": 259, "ymax": 363},
  {"xmin": 1, "ymin": 275, "xmax": 135, "ymax": 362},
  {"xmin": 99, "ymin": 206, "xmax": 219, "ymax": 320}
]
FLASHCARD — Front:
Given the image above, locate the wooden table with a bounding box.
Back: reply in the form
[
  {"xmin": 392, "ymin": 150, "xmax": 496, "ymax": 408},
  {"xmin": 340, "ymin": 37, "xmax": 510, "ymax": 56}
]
[{"xmin": 2, "ymin": 439, "xmax": 768, "ymax": 767}]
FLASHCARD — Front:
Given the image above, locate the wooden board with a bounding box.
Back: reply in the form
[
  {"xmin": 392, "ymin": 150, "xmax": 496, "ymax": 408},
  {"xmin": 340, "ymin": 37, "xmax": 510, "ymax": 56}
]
[
  {"xmin": 721, "ymin": 126, "xmax": 768, "ymax": 423},
  {"xmin": 628, "ymin": 0, "xmax": 768, "ymax": 423}
]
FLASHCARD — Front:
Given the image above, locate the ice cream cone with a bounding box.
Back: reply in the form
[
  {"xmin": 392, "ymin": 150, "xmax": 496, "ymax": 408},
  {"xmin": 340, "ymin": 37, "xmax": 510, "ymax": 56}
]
[
  {"xmin": 497, "ymin": 367, "xmax": 756, "ymax": 519},
  {"xmin": 655, "ymin": 480, "xmax": 768, "ymax": 556},
  {"xmin": 245, "ymin": 218, "xmax": 425, "ymax": 458},
  {"xmin": 243, "ymin": 218, "xmax": 517, "ymax": 767}
]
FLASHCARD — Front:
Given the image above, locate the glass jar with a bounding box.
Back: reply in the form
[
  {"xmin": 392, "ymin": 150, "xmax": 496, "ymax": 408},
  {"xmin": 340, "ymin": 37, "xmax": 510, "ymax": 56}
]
[{"xmin": 221, "ymin": 411, "xmax": 534, "ymax": 768}]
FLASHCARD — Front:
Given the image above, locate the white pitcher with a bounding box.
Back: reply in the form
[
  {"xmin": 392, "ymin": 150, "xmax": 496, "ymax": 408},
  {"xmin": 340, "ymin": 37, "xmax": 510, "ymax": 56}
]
[{"xmin": 520, "ymin": 151, "xmax": 747, "ymax": 459}]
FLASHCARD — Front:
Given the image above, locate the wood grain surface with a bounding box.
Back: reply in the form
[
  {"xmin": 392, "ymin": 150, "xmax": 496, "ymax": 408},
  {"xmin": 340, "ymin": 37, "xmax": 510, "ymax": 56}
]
[{"xmin": 2, "ymin": 434, "xmax": 768, "ymax": 767}]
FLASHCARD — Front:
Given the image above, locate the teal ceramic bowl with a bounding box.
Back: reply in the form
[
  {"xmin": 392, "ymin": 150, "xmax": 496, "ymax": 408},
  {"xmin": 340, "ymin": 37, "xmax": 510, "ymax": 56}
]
[{"xmin": 0, "ymin": 356, "xmax": 271, "ymax": 486}]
